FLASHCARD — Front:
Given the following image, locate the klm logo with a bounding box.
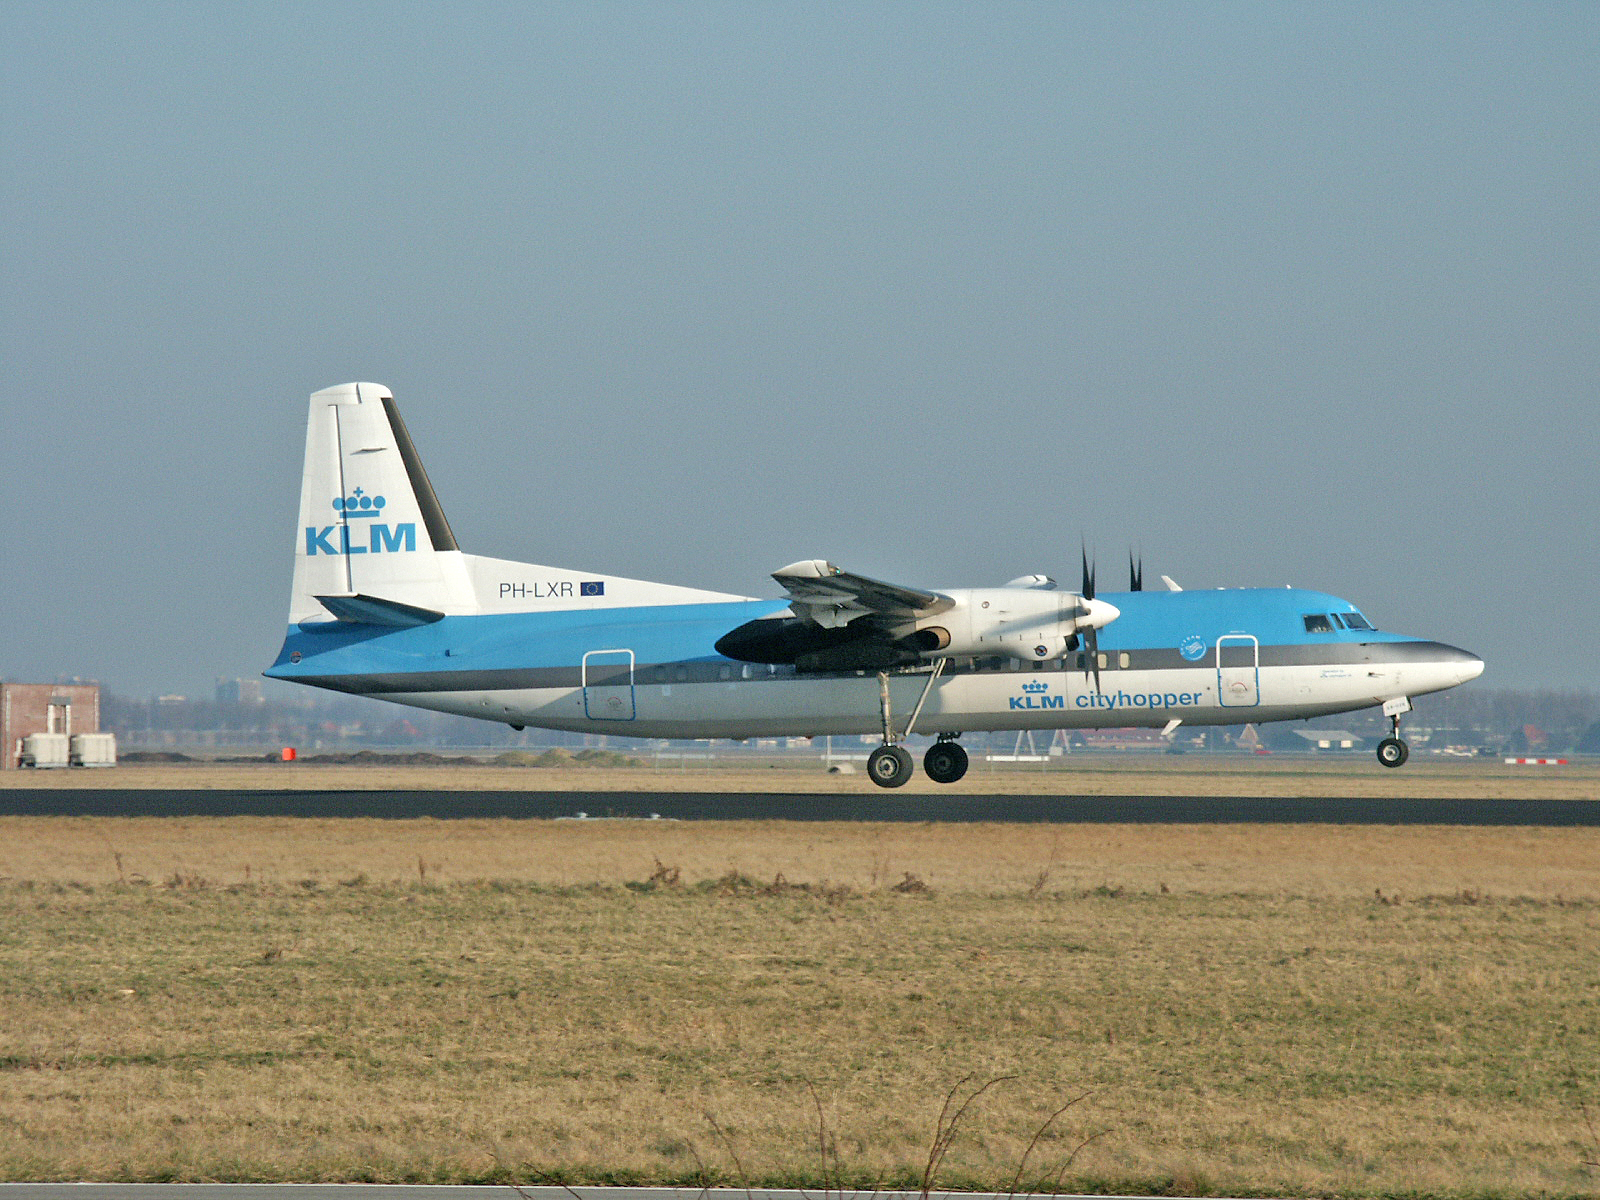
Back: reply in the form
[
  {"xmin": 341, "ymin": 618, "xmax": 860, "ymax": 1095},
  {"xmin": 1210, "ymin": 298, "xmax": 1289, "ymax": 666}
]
[
  {"xmin": 305, "ymin": 492, "xmax": 416, "ymax": 556},
  {"xmin": 1009, "ymin": 680, "xmax": 1064, "ymax": 710},
  {"xmin": 334, "ymin": 488, "xmax": 386, "ymax": 517},
  {"xmin": 305, "ymin": 524, "xmax": 416, "ymax": 556}
]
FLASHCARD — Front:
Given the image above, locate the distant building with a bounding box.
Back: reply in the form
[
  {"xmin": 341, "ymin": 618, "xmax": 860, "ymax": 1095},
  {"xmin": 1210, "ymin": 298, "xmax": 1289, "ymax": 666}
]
[
  {"xmin": 1081, "ymin": 727, "xmax": 1167, "ymax": 750},
  {"xmin": 215, "ymin": 677, "xmax": 263, "ymax": 705},
  {"xmin": 1, "ymin": 682, "xmax": 101, "ymax": 770},
  {"xmin": 1293, "ymin": 729, "xmax": 1365, "ymax": 750}
]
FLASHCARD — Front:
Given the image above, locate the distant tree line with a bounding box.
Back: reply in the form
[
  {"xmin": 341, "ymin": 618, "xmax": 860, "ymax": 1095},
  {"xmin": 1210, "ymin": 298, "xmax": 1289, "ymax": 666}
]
[{"xmin": 1409, "ymin": 686, "xmax": 1597, "ymax": 753}]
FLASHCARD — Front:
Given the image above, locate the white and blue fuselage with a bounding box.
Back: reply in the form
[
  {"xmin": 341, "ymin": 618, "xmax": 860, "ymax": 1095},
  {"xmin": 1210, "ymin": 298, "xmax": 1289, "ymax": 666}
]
[
  {"xmin": 269, "ymin": 587, "xmax": 1480, "ymax": 738},
  {"xmin": 265, "ymin": 383, "xmax": 1482, "ymax": 780}
]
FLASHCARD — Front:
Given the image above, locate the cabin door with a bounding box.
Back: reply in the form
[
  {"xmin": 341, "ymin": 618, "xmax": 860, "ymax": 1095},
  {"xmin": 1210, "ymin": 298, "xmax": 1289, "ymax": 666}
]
[
  {"xmin": 1216, "ymin": 635, "xmax": 1260, "ymax": 708},
  {"xmin": 583, "ymin": 649, "xmax": 636, "ymax": 721}
]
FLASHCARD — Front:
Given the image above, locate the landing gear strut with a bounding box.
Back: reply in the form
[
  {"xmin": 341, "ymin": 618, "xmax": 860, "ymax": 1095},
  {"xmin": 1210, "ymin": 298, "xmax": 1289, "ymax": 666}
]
[
  {"xmin": 865, "ymin": 661, "xmax": 956, "ymax": 788},
  {"xmin": 1376, "ymin": 710, "xmax": 1410, "ymax": 768}
]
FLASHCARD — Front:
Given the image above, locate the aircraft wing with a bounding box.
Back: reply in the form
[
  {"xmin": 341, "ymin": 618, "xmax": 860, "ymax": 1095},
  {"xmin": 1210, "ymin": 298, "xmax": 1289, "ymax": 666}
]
[{"xmin": 772, "ymin": 560, "xmax": 953, "ymax": 629}]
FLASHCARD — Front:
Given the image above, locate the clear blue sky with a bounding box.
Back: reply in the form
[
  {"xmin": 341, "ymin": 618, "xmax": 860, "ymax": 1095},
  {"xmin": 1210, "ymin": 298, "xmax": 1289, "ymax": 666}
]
[{"xmin": 2, "ymin": 2, "xmax": 1595, "ymax": 697}]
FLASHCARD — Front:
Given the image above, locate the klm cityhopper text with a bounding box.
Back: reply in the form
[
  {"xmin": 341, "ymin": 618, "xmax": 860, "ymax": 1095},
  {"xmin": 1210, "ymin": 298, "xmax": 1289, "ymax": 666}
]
[
  {"xmin": 1075, "ymin": 689, "xmax": 1206, "ymax": 710},
  {"xmin": 1008, "ymin": 682, "xmax": 1206, "ymax": 711}
]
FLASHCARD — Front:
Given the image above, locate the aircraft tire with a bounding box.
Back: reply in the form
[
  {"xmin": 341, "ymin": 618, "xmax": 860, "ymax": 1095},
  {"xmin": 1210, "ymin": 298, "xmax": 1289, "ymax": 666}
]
[
  {"xmin": 867, "ymin": 745, "xmax": 914, "ymax": 788},
  {"xmin": 923, "ymin": 742, "xmax": 969, "ymax": 784},
  {"xmin": 1376, "ymin": 737, "xmax": 1409, "ymax": 768}
]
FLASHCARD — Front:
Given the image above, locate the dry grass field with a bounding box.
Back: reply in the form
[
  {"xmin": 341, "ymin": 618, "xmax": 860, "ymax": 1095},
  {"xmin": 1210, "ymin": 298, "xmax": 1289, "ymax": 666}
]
[
  {"xmin": 1, "ymin": 761, "xmax": 1597, "ymax": 1196},
  {"xmin": 4, "ymin": 754, "xmax": 1598, "ymax": 799}
]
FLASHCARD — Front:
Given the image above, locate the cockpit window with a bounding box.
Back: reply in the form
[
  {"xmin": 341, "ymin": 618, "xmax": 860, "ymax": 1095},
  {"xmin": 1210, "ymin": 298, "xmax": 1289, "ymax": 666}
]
[
  {"xmin": 1303, "ymin": 614, "xmax": 1335, "ymax": 633},
  {"xmin": 1339, "ymin": 611, "xmax": 1374, "ymax": 631}
]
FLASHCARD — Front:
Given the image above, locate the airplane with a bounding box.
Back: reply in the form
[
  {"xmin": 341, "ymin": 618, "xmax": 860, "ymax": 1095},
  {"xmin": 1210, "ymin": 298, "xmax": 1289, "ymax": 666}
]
[{"xmin": 265, "ymin": 382, "xmax": 1485, "ymax": 787}]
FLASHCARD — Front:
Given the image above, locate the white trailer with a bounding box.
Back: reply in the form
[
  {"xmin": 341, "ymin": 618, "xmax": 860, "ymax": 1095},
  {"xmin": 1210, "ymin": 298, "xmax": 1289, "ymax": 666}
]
[
  {"xmin": 69, "ymin": 732, "xmax": 118, "ymax": 767},
  {"xmin": 19, "ymin": 732, "xmax": 70, "ymax": 768}
]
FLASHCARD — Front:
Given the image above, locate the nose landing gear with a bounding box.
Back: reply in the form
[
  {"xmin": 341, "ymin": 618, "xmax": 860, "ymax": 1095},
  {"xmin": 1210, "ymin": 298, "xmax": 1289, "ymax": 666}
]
[{"xmin": 1375, "ymin": 704, "xmax": 1411, "ymax": 768}]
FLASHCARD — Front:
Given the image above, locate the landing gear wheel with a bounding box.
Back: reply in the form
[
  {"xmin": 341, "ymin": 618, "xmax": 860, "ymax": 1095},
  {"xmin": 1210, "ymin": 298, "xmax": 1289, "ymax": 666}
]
[
  {"xmin": 923, "ymin": 741, "xmax": 969, "ymax": 784},
  {"xmin": 867, "ymin": 744, "xmax": 914, "ymax": 788},
  {"xmin": 1376, "ymin": 737, "xmax": 1410, "ymax": 768}
]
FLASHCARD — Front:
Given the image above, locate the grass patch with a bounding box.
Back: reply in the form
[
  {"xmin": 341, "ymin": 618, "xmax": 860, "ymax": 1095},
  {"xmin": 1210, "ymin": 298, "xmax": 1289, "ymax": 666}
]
[{"xmin": 0, "ymin": 819, "xmax": 1596, "ymax": 1195}]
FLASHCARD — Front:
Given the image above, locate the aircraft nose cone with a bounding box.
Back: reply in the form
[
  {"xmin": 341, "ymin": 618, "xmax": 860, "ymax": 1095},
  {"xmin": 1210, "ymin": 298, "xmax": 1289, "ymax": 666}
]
[{"xmin": 1444, "ymin": 644, "xmax": 1484, "ymax": 685}]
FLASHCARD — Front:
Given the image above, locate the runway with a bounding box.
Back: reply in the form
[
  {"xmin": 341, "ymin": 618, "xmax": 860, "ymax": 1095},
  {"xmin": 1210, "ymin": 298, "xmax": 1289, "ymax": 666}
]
[{"xmin": 1, "ymin": 788, "xmax": 1594, "ymax": 825}]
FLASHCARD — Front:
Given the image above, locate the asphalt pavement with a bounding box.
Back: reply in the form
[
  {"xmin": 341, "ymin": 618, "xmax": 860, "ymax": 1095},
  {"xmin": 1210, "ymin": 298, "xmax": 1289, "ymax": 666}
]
[{"xmin": 0, "ymin": 788, "xmax": 1593, "ymax": 824}]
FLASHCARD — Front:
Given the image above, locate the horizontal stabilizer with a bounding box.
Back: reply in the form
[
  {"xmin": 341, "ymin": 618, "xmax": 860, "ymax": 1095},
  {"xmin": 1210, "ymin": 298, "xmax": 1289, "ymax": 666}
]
[{"xmin": 313, "ymin": 593, "xmax": 445, "ymax": 627}]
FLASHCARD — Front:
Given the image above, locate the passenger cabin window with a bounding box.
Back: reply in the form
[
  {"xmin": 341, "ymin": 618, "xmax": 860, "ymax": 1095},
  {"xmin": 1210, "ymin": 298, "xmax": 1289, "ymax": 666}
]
[
  {"xmin": 1303, "ymin": 614, "xmax": 1335, "ymax": 633},
  {"xmin": 1118, "ymin": 652, "xmax": 1131, "ymax": 669},
  {"xmin": 1340, "ymin": 611, "xmax": 1374, "ymax": 630}
]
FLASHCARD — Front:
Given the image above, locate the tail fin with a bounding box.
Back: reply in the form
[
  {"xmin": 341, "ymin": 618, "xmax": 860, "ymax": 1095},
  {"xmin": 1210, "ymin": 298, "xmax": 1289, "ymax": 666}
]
[{"xmin": 288, "ymin": 382, "xmax": 475, "ymax": 624}]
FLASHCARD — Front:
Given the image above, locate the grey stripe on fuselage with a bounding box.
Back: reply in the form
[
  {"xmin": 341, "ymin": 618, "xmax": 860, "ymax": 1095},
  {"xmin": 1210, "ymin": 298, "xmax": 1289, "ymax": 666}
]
[{"xmin": 291, "ymin": 640, "xmax": 1473, "ymax": 697}]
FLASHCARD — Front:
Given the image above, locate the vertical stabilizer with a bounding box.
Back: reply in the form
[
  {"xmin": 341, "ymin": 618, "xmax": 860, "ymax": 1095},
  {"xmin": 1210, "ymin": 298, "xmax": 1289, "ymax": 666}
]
[{"xmin": 287, "ymin": 383, "xmax": 474, "ymax": 624}]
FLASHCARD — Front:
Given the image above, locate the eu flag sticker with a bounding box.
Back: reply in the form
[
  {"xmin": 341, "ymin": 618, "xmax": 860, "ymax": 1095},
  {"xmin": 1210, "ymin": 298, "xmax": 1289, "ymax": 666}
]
[{"xmin": 580, "ymin": 581, "xmax": 605, "ymax": 597}]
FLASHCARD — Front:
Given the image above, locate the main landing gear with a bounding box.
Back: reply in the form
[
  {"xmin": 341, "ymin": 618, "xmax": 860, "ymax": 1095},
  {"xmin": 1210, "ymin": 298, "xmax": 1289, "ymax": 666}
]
[
  {"xmin": 922, "ymin": 738, "xmax": 969, "ymax": 784},
  {"xmin": 867, "ymin": 744, "xmax": 915, "ymax": 787},
  {"xmin": 866, "ymin": 738, "xmax": 968, "ymax": 787},
  {"xmin": 1376, "ymin": 708, "xmax": 1411, "ymax": 768},
  {"xmin": 865, "ymin": 662, "xmax": 965, "ymax": 788}
]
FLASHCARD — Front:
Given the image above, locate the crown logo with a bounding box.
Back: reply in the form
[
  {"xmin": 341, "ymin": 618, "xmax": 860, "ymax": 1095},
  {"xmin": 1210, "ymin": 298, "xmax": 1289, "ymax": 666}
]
[
  {"xmin": 1021, "ymin": 681, "xmax": 1049, "ymax": 694},
  {"xmin": 333, "ymin": 487, "xmax": 387, "ymax": 518}
]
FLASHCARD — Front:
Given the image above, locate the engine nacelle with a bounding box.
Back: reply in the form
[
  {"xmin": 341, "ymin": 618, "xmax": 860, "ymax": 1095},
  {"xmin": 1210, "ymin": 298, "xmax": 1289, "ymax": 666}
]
[{"xmin": 901, "ymin": 588, "xmax": 1120, "ymax": 662}]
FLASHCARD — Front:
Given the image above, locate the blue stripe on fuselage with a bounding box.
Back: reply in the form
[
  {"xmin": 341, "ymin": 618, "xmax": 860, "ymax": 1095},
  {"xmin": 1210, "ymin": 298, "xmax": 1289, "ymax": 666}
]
[{"xmin": 266, "ymin": 587, "xmax": 1418, "ymax": 683}]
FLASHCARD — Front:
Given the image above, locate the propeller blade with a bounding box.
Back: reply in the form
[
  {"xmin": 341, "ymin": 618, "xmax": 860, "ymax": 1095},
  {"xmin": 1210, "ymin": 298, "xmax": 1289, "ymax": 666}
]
[
  {"xmin": 1077, "ymin": 543, "xmax": 1102, "ymax": 692},
  {"xmin": 1129, "ymin": 550, "xmax": 1143, "ymax": 592}
]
